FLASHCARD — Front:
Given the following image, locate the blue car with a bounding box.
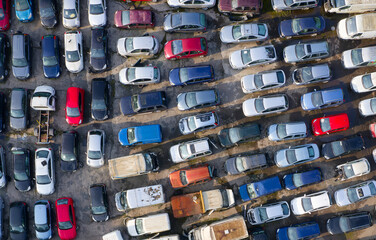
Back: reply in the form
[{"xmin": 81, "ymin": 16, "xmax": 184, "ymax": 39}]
[
  {"xmin": 41, "ymin": 35, "xmax": 60, "ymax": 78},
  {"xmin": 169, "ymin": 65, "xmax": 214, "ymax": 86},
  {"xmin": 277, "ymin": 221, "xmax": 320, "ymax": 240},
  {"xmin": 283, "ymin": 169, "xmax": 322, "ymax": 190},
  {"xmin": 239, "ymin": 175, "xmax": 282, "ymax": 202},
  {"xmin": 279, "ymin": 16, "xmax": 325, "ymax": 38},
  {"xmin": 118, "ymin": 124, "xmax": 162, "ymax": 146},
  {"xmin": 15, "ymin": 0, "xmax": 34, "ymax": 22}
]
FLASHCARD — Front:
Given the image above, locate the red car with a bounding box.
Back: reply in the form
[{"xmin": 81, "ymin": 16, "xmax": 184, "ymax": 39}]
[
  {"xmin": 164, "ymin": 37, "xmax": 207, "ymax": 60},
  {"xmin": 311, "ymin": 113, "xmax": 349, "ymax": 136},
  {"xmin": 369, "ymin": 123, "xmax": 376, "ymax": 138},
  {"xmin": 114, "ymin": 10, "xmax": 154, "ymax": 29},
  {"xmin": 55, "ymin": 197, "xmax": 77, "ymax": 240},
  {"xmin": 0, "ymin": 0, "xmax": 10, "ymax": 31},
  {"xmin": 65, "ymin": 87, "xmax": 85, "ymax": 126},
  {"xmin": 218, "ymin": 0, "xmax": 262, "ymax": 16},
  {"xmin": 169, "ymin": 164, "xmax": 213, "ymax": 188}
]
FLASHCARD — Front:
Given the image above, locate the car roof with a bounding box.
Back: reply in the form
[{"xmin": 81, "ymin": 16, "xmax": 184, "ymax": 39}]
[
  {"xmin": 63, "ymin": 0, "xmax": 76, "ymax": 9},
  {"xmin": 194, "ymin": 90, "xmax": 216, "ymax": 104},
  {"xmin": 321, "ymin": 88, "xmax": 343, "ymax": 103},
  {"xmin": 89, "ymin": 0, "xmax": 102, "ymax": 4},
  {"xmin": 307, "ymin": 191, "xmax": 329, "ymax": 208},
  {"xmin": 66, "ymin": 87, "xmax": 82, "ymax": 108},
  {"xmin": 12, "ymin": 34, "xmax": 25, "ymax": 58},
  {"xmin": 292, "ymin": 222, "xmax": 320, "ymax": 238},
  {"xmin": 219, "ymin": 0, "xmax": 261, "ymax": 10},
  {"xmin": 42, "ymin": 35, "xmax": 56, "ymax": 57},
  {"xmin": 185, "ymin": 165, "xmax": 211, "ymax": 182},
  {"xmin": 181, "ymin": 65, "xmax": 212, "ymax": 83},
  {"xmin": 310, "ymin": 64, "xmax": 330, "ymax": 78},
  {"xmin": 88, "ymin": 130, "xmax": 102, "ymax": 151},
  {"xmin": 183, "ymin": 139, "xmax": 210, "ymax": 155},
  {"xmin": 34, "ymin": 201, "xmax": 48, "ymax": 225},
  {"xmin": 308, "ymin": 41, "xmax": 328, "ymax": 53},
  {"xmin": 133, "ymin": 124, "xmax": 161, "ymax": 142},
  {"xmin": 240, "ymin": 23, "xmax": 261, "ymax": 37},
  {"xmin": 10, "ymin": 202, "xmax": 25, "ymax": 227},
  {"xmin": 179, "ymin": 37, "xmax": 204, "ymax": 52},
  {"xmin": 179, "ymin": 12, "xmax": 202, "ymax": 26},
  {"xmin": 285, "ymin": 122, "xmax": 306, "ymax": 134},
  {"xmin": 65, "ymin": 32, "xmax": 80, "ymax": 51},
  {"xmin": 62, "ymin": 131, "xmax": 76, "ymax": 153},
  {"xmin": 91, "ymin": 28, "xmax": 104, "ymax": 50},
  {"xmin": 128, "ymin": 10, "xmax": 152, "ymax": 24},
  {"xmin": 328, "ymin": 113, "xmax": 349, "ymax": 130},
  {"xmin": 39, "ymin": 0, "xmax": 52, "ymax": 8},
  {"xmin": 132, "ymin": 36, "xmax": 154, "ymax": 50},
  {"xmin": 92, "ymin": 79, "xmax": 106, "ymax": 100},
  {"xmin": 90, "ymin": 184, "xmax": 105, "ymax": 207},
  {"xmin": 361, "ymin": 46, "xmax": 376, "ymax": 62},
  {"xmin": 35, "ymin": 150, "xmax": 50, "ymax": 175},
  {"xmin": 11, "ymin": 88, "xmax": 25, "ymax": 110},
  {"xmin": 262, "ymin": 95, "xmax": 287, "ymax": 109},
  {"xmin": 252, "ymin": 176, "xmax": 282, "ymax": 196},
  {"xmin": 137, "ymin": 91, "xmax": 165, "ymax": 108},
  {"xmin": 263, "ymin": 203, "xmax": 285, "ymax": 219},
  {"xmin": 250, "ymin": 46, "xmax": 273, "ymax": 61},
  {"xmin": 56, "ymin": 198, "xmax": 72, "ymax": 222},
  {"xmin": 356, "ymin": 13, "xmax": 376, "ymax": 33}
]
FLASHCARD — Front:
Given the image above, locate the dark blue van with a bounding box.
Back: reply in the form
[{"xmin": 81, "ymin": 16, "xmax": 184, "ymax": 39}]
[
  {"xmin": 120, "ymin": 91, "xmax": 167, "ymax": 116},
  {"xmin": 169, "ymin": 65, "xmax": 214, "ymax": 86},
  {"xmin": 118, "ymin": 124, "xmax": 162, "ymax": 146},
  {"xmin": 41, "ymin": 35, "xmax": 60, "ymax": 78},
  {"xmin": 277, "ymin": 221, "xmax": 320, "ymax": 240},
  {"xmin": 239, "ymin": 175, "xmax": 282, "ymax": 202}
]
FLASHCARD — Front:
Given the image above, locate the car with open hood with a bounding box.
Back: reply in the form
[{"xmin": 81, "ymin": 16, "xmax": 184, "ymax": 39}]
[
  {"xmin": 334, "ymin": 180, "xmax": 376, "ymax": 206},
  {"xmin": 178, "ymin": 111, "xmax": 218, "ymax": 135}
]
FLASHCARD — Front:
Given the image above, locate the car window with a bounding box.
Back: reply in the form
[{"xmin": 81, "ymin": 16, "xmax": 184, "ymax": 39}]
[
  {"xmin": 69, "ymin": 206, "xmax": 74, "ymax": 223},
  {"xmin": 48, "ymin": 160, "xmax": 52, "ymax": 177},
  {"xmin": 78, "ymin": 92, "xmax": 82, "ymax": 109}
]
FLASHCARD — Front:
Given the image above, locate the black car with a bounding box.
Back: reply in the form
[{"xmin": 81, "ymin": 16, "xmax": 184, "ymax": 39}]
[
  {"xmin": 218, "ymin": 123, "xmax": 261, "ymax": 148},
  {"xmin": 322, "ymin": 135, "xmax": 365, "ymax": 159},
  {"xmin": 11, "ymin": 147, "xmax": 31, "ymax": 192},
  {"xmin": 91, "ymin": 78, "xmax": 109, "ymax": 121},
  {"xmin": 9, "ymin": 202, "xmax": 28, "ymax": 240},
  {"xmin": 90, "ymin": 27, "xmax": 108, "ymax": 72},
  {"xmin": 120, "ymin": 91, "xmax": 167, "ymax": 116},
  {"xmin": 327, "ymin": 212, "xmax": 372, "ymax": 235},
  {"xmin": 38, "ymin": 0, "xmax": 57, "ymax": 28},
  {"xmin": 89, "ymin": 184, "xmax": 109, "ymax": 222},
  {"xmin": 250, "ymin": 228, "xmax": 268, "ymax": 240},
  {"xmin": 0, "ymin": 34, "xmax": 9, "ymax": 82},
  {"xmin": 60, "ymin": 131, "xmax": 79, "ymax": 172},
  {"xmin": 0, "ymin": 92, "xmax": 6, "ymax": 132}
]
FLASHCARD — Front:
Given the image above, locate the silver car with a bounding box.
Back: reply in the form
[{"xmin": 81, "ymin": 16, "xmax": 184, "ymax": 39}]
[
  {"xmin": 117, "ymin": 36, "xmax": 159, "ymax": 57},
  {"xmin": 87, "ymin": 129, "xmax": 105, "ymax": 168},
  {"xmin": 336, "ymin": 158, "xmax": 371, "ymax": 180},
  {"xmin": 359, "ymin": 97, "xmax": 376, "ymax": 116},
  {"xmin": 268, "ymin": 122, "xmax": 307, "ymax": 141},
  {"xmin": 169, "ymin": 138, "xmax": 212, "ymax": 163},
  {"xmin": 241, "ymin": 70, "xmax": 286, "ymax": 93},
  {"xmin": 290, "ymin": 191, "xmax": 332, "ymax": 215},
  {"xmin": 178, "ymin": 112, "xmax": 219, "ymax": 135},
  {"xmin": 242, "ymin": 94, "xmax": 289, "ymax": 117},
  {"xmin": 247, "ymin": 201, "xmax": 290, "ymax": 225},
  {"xmin": 292, "ymin": 64, "xmax": 332, "ymax": 85},
  {"xmin": 301, "ymin": 88, "xmax": 344, "ymax": 111},
  {"xmin": 274, "ymin": 143, "xmax": 320, "ymax": 168},
  {"xmin": 342, "ymin": 45, "xmax": 376, "ymax": 69},
  {"xmin": 34, "ymin": 200, "xmax": 52, "ymax": 240},
  {"xmin": 177, "ymin": 89, "xmax": 219, "ymax": 111},
  {"xmin": 283, "ymin": 41, "xmax": 329, "ymax": 63},
  {"xmin": 10, "ymin": 88, "xmax": 27, "ymax": 131},
  {"xmin": 167, "ymin": 0, "xmax": 216, "ymax": 9},
  {"xmin": 334, "ymin": 180, "xmax": 376, "ymax": 206},
  {"xmin": 272, "ymin": 0, "xmax": 318, "ymax": 11},
  {"xmin": 351, "ymin": 72, "xmax": 376, "ymax": 93},
  {"xmin": 164, "ymin": 12, "xmax": 207, "ymax": 33},
  {"xmin": 220, "ymin": 23, "xmax": 268, "ymax": 43},
  {"xmin": 119, "ymin": 66, "xmax": 160, "ymax": 85},
  {"xmin": 229, "ymin": 45, "xmax": 277, "ymax": 69}
]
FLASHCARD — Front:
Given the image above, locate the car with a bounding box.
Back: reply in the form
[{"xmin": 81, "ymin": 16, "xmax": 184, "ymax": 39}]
[
  {"xmin": 242, "ymin": 94, "xmax": 289, "ymax": 117},
  {"xmin": 169, "ymin": 65, "xmax": 214, "ymax": 86},
  {"xmin": 268, "ymin": 122, "xmax": 307, "ymax": 141},
  {"xmin": 114, "ymin": 9, "xmax": 154, "ymax": 29},
  {"xmin": 276, "ymin": 221, "xmax": 320, "ymax": 240},
  {"xmin": 336, "ymin": 158, "xmax": 371, "ymax": 180},
  {"xmin": 279, "ymin": 16, "xmax": 325, "ymax": 38},
  {"xmin": 60, "ymin": 130, "xmax": 79, "ymax": 172},
  {"xmin": 55, "ymin": 197, "xmax": 77, "ymax": 240},
  {"xmin": 272, "ymin": 0, "xmax": 318, "ymax": 11},
  {"xmin": 0, "ymin": 146, "xmax": 6, "ymax": 188},
  {"xmin": 0, "ymin": 0, "xmax": 10, "ymax": 30},
  {"xmin": 0, "ymin": 93, "xmax": 5, "ymax": 132},
  {"xmin": 169, "ymin": 138, "xmax": 212, "ymax": 163},
  {"xmin": 337, "ymin": 13, "xmax": 376, "ymax": 40},
  {"xmin": 34, "ymin": 200, "xmax": 52, "ymax": 240},
  {"xmin": 167, "ymin": 0, "xmax": 216, "ymax": 9},
  {"xmin": 41, "ymin": 35, "xmax": 60, "ymax": 78},
  {"xmin": 118, "ymin": 124, "xmax": 162, "ymax": 146},
  {"xmin": 12, "ymin": 32, "xmax": 31, "ymax": 80},
  {"xmin": 87, "ymin": 129, "xmax": 105, "ymax": 168},
  {"xmin": 88, "ymin": 0, "xmax": 106, "ymax": 27},
  {"xmin": 35, "ymin": 148, "xmax": 55, "ymax": 195},
  {"xmin": 0, "ymin": 34, "xmax": 9, "ymax": 82},
  {"xmin": 31, "ymin": 85, "xmax": 56, "ymax": 112},
  {"xmin": 241, "ymin": 70, "xmax": 286, "ymax": 93},
  {"xmin": 119, "ymin": 66, "xmax": 160, "ymax": 85},
  {"xmin": 224, "ymin": 153, "xmax": 267, "ymax": 175},
  {"xmin": 164, "ymin": 37, "xmax": 207, "ymax": 60},
  {"xmin": 292, "ymin": 63, "xmax": 332, "ymax": 85},
  {"xmin": 325, "ymin": 0, "xmax": 376, "ymax": 13},
  {"xmin": 120, "ymin": 91, "xmax": 167, "ymax": 116},
  {"xmin": 335, "ymin": 180, "xmax": 376, "ymax": 206},
  {"xmin": 250, "ymin": 228, "xmax": 268, "ymax": 240},
  {"xmin": 274, "ymin": 143, "xmax": 320, "ymax": 168},
  {"xmin": 220, "ymin": 23, "xmax": 268, "ymax": 43},
  {"xmin": 229, "ymin": 45, "xmax": 277, "ymax": 69},
  {"xmin": 342, "ymin": 45, "xmax": 376, "ymax": 69},
  {"xmin": 39, "ymin": 0, "xmax": 57, "ymax": 28},
  {"xmin": 247, "ymin": 201, "xmax": 290, "ymax": 225},
  {"xmin": 218, "ymin": 0, "xmax": 262, "ymax": 16},
  {"xmin": 284, "ymin": 41, "xmax": 329, "ymax": 63},
  {"xmin": 10, "ymin": 88, "xmax": 27, "ymax": 131},
  {"xmin": 178, "ymin": 112, "xmax": 218, "ymax": 135},
  {"xmin": 65, "ymin": 87, "xmax": 84, "ymax": 126},
  {"xmin": 218, "ymin": 122, "xmax": 260, "ymax": 148},
  {"xmin": 63, "ymin": 0, "xmax": 80, "ymax": 28},
  {"xmin": 91, "ymin": 78, "xmax": 109, "ymax": 121},
  {"xmin": 164, "ymin": 12, "xmax": 206, "ymax": 33},
  {"xmin": 359, "ymin": 97, "xmax": 376, "ymax": 116},
  {"xmin": 169, "ymin": 164, "xmax": 213, "ymax": 188},
  {"xmin": 15, "ymin": 0, "xmax": 33, "ymax": 22},
  {"xmin": 89, "ymin": 184, "xmax": 109, "ymax": 222},
  {"xmin": 90, "ymin": 27, "xmax": 108, "ymax": 72},
  {"xmin": 10, "ymin": 202, "xmax": 28, "ymax": 240},
  {"xmin": 322, "ymin": 135, "xmax": 365, "ymax": 159},
  {"xmin": 283, "ymin": 168, "xmax": 322, "ymax": 190},
  {"xmin": 126, "ymin": 213, "xmax": 171, "ymax": 237},
  {"xmin": 117, "ymin": 36, "xmax": 159, "ymax": 57},
  {"xmin": 370, "ymin": 123, "xmax": 376, "ymax": 138},
  {"xmin": 64, "ymin": 30, "xmax": 83, "ymax": 73},
  {"xmin": 351, "ymin": 72, "xmax": 376, "ymax": 93},
  {"xmin": 290, "ymin": 191, "xmax": 332, "ymax": 215},
  {"xmin": 311, "ymin": 113, "xmax": 349, "ymax": 136},
  {"xmin": 327, "ymin": 212, "xmax": 373, "ymax": 235},
  {"xmin": 239, "ymin": 175, "xmax": 282, "ymax": 201},
  {"xmin": 177, "ymin": 89, "xmax": 219, "ymax": 111},
  {"xmin": 11, "ymin": 147, "xmax": 31, "ymax": 192},
  {"xmin": 301, "ymin": 88, "xmax": 344, "ymax": 111}
]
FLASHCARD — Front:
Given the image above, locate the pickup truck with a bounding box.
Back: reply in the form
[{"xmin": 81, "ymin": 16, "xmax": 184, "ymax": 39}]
[
  {"xmin": 239, "ymin": 175, "xmax": 282, "ymax": 202},
  {"xmin": 171, "ymin": 189, "xmax": 234, "ymax": 218},
  {"xmin": 118, "ymin": 124, "xmax": 162, "ymax": 146},
  {"xmin": 30, "ymin": 85, "xmax": 56, "ymax": 111}
]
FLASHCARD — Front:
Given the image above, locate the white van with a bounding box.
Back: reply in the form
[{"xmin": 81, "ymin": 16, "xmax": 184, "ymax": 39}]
[
  {"xmin": 325, "ymin": 0, "xmax": 376, "ymax": 13},
  {"xmin": 126, "ymin": 213, "xmax": 171, "ymax": 237},
  {"xmin": 337, "ymin": 13, "xmax": 376, "ymax": 39},
  {"xmin": 146, "ymin": 235, "xmax": 180, "ymax": 240}
]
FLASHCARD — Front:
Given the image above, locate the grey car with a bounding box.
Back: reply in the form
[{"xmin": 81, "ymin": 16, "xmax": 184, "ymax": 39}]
[
  {"xmin": 283, "ymin": 41, "xmax": 329, "ymax": 63},
  {"xmin": 12, "ymin": 33, "xmax": 31, "ymax": 80},
  {"xmin": 292, "ymin": 64, "xmax": 332, "ymax": 85},
  {"xmin": 177, "ymin": 89, "xmax": 219, "ymax": 111},
  {"xmin": 34, "ymin": 200, "xmax": 52, "ymax": 240},
  {"xmin": 10, "ymin": 88, "xmax": 27, "ymax": 131},
  {"xmin": 164, "ymin": 12, "xmax": 207, "ymax": 33},
  {"xmin": 301, "ymin": 88, "xmax": 344, "ymax": 111}
]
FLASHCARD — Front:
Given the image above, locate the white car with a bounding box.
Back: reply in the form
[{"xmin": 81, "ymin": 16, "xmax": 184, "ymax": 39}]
[
  {"xmin": 229, "ymin": 45, "xmax": 277, "ymax": 70},
  {"xmin": 242, "ymin": 94, "xmax": 288, "ymax": 117},
  {"xmin": 119, "ymin": 66, "xmax": 160, "ymax": 85},
  {"xmin": 274, "ymin": 143, "xmax": 320, "ymax": 168},
  {"xmin": 241, "ymin": 70, "xmax": 286, "ymax": 93},
  {"xmin": 290, "ymin": 191, "xmax": 332, "ymax": 215},
  {"xmin": 350, "ymin": 72, "xmax": 376, "ymax": 93},
  {"xmin": 334, "ymin": 180, "xmax": 376, "ymax": 206},
  {"xmin": 359, "ymin": 97, "xmax": 376, "ymax": 116},
  {"xmin": 64, "ymin": 31, "xmax": 84, "ymax": 73},
  {"xmin": 169, "ymin": 138, "xmax": 212, "ymax": 163},
  {"xmin": 35, "ymin": 148, "xmax": 55, "ymax": 195},
  {"xmin": 117, "ymin": 36, "xmax": 159, "ymax": 57},
  {"xmin": 126, "ymin": 213, "xmax": 171, "ymax": 237},
  {"xmin": 272, "ymin": 0, "xmax": 318, "ymax": 11},
  {"xmin": 336, "ymin": 158, "xmax": 371, "ymax": 180},
  {"xmin": 30, "ymin": 85, "xmax": 56, "ymax": 111},
  {"xmin": 167, "ymin": 0, "xmax": 216, "ymax": 9},
  {"xmin": 337, "ymin": 13, "xmax": 376, "ymax": 40},
  {"xmin": 283, "ymin": 41, "xmax": 329, "ymax": 63},
  {"xmin": 268, "ymin": 122, "xmax": 307, "ymax": 141},
  {"xmin": 178, "ymin": 112, "xmax": 218, "ymax": 135},
  {"xmin": 342, "ymin": 45, "xmax": 376, "ymax": 69},
  {"xmin": 63, "ymin": 0, "xmax": 80, "ymax": 29},
  {"xmin": 292, "ymin": 64, "xmax": 332, "ymax": 85},
  {"xmin": 247, "ymin": 201, "xmax": 290, "ymax": 225},
  {"xmin": 88, "ymin": 0, "xmax": 106, "ymax": 27},
  {"xmin": 87, "ymin": 129, "xmax": 105, "ymax": 168},
  {"xmin": 220, "ymin": 23, "xmax": 268, "ymax": 43}
]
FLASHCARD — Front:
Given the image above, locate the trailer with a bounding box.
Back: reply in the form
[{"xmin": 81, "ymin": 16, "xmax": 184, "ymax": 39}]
[{"xmin": 34, "ymin": 110, "xmax": 54, "ymax": 145}]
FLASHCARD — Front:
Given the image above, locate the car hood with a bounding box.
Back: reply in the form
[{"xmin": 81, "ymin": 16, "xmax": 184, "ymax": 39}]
[
  {"xmin": 342, "ymin": 50, "xmax": 355, "ymax": 69},
  {"xmin": 16, "ymin": 9, "xmax": 32, "ymax": 21},
  {"xmin": 276, "ymin": 227, "xmax": 289, "ymax": 240},
  {"xmin": 89, "ymin": 14, "xmax": 106, "ymax": 27},
  {"xmin": 170, "ymin": 144, "xmax": 183, "ymax": 163},
  {"xmin": 334, "ymin": 189, "xmax": 351, "ymax": 206},
  {"xmin": 279, "ymin": 20, "xmax": 294, "ymax": 37},
  {"xmin": 327, "ymin": 217, "xmax": 343, "ymax": 235},
  {"xmin": 10, "ymin": 116, "xmax": 26, "ymax": 130},
  {"xmin": 118, "ymin": 129, "xmax": 130, "ymax": 146},
  {"xmin": 41, "ymin": 16, "xmax": 57, "ymax": 28},
  {"xmin": 359, "ymin": 99, "xmax": 374, "ymax": 116},
  {"xmin": 37, "ymin": 183, "xmax": 55, "ymax": 195},
  {"xmin": 283, "ymin": 174, "xmax": 296, "ymax": 190},
  {"xmin": 58, "ymin": 227, "xmax": 76, "ymax": 240},
  {"xmin": 15, "ymin": 179, "xmax": 31, "ymax": 192},
  {"xmin": 290, "ymin": 198, "xmax": 305, "ymax": 215},
  {"xmin": 120, "ymin": 96, "xmax": 134, "ymax": 115},
  {"xmin": 87, "ymin": 157, "xmax": 104, "ymax": 168},
  {"xmin": 275, "ymin": 150, "xmax": 289, "ymax": 167},
  {"xmin": 350, "ymin": 75, "xmax": 367, "ymax": 93},
  {"xmin": 43, "ymin": 65, "xmax": 60, "ymax": 78},
  {"xmin": 66, "ymin": 115, "xmax": 81, "ymax": 126},
  {"xmin": 225, "ymin": 158, "xmax": 238, "ymax": 174},
  {"xmin": 164, "ymin": 40, "xmax": 173, "ymax": 59},
  {"xmin": 163, "ymin": 14, "xmax": 172, "ymax": 31},
  {"xmin": 301, "ymin": 92, "xmax": 317, "ymax": 110},
  {"xmin": 220, "ymin": 26, "xmax": 235, "ymax": 43},
  {"xmin": 268, "ymin": 124, "xmax": 279, "ymax": 141},
  {"xmin": 92, "ymin": 109, "xmax": 108, "ymax": 121},
  {"xmin": 241, "ymin": 75, "xmax": 257, "ymax": 92},
  {"xmin": 283, "ymin": 45, "xmax": 299, "ymax": 63},
  {"xmin": 12, "ymin": 66, "xmax": 30, "ymax": 79},
  {"xmin": 117, "ymin": 38, "xmax": 127, "ymax": 55},
  {"xmin": 177, "ymin": 93, "xmax": 189, "ymax": 110},
  {"xmin": 66, "ymin": 60, "xmax": 83, "ymax": 73},
  {"xmin": 36, "ymin": 228, "xmax": 52, "ymax": 240},
  {"xmin": 60, "ymin": 160, "xmax": 77, "ymax": 172},
  {"xmin": 92, "ymin": 212, "xmax": 108, "ymax": 222},
  {"xmin": 126, "ymin": 219, "xmax": 139, "ymax": 237},
  {"xmin": 169, "ymin": 68, "xmax": 181, "ymax": 85},
  {"xmin": 10, "ymin": 231, "xmax": 28, "ymax": 240},
  {"xmin": 322, "ymin": 143, "xmax": 335, "ymax": 159},
  {"xmin": 90, "ymin": 57, "xmax": 107, "ymax": 72},
  {"xmin": 63, "ymin": 17, "xmax": 80, "ymax": 28},
  {"xmin": 242, "ymin": 98, "xmax": 257, "ymax": 117},
  {"xmin": 218, "ymin": 128, "xmax": 233, "ymax": 147},
  {"xmin": 337, "ymin": 19, "xmax": 349, "ymax": 39},
  {"xmin": 178, "ymin": 118, "xmax": 190, "ymax": 135},
  {"xmin": 229, "ymin": 50, "xmax": 244, "ymax": 69},
  {"xmin": 115, "ymin": 192, "xmax": 126, "ymax": 211}
]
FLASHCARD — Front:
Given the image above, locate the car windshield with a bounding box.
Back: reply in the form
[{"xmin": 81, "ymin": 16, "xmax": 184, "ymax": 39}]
[
  {"xmin": 362, "ymin": 75, "xmax": 373, "ymax": 89},
  {"xmin": 287, "ymin": 228, "xmax": 298, "ymax": 239},
  {"xmin": 371, "ymin": 99, "xmax": 376, "ymax": 113},
  {"xmin": 302, "ymin": 198, "xmax": 313, "ymax": 211},
  {"xmin": 232, "ymin": 25, "xmax": 242, "ymax": 40},
  {"xmin": 135, "ymin": 219, "xmax": 145, "ymax": 235},
  {"xmin": 66, "ymin": 51, "xmax": 80, "ymax": 62},
  {"xmin": 127, "ymin": 128, "xmax": 136, "ymax": 144},
  {"xmin": 12, "ymin": 58, "xmax": 28, "ymax": 67},
  {"xmin": 180, "ymin": 170, "xmax": 188, "ymax": 185},
  {"xmin": 258, "ymin": 208, "xmax": 268, "ymax": 222},
  {"xmin": 320, "ymin": 118, "xmax": 331, "ymax": 132},
  {"xmin": 347, "ymin": 188, "xmax": 359, "ymax": 203},
  {"xmin": 88, "ymin": 150, "xmax": 102, "ymax": 160},
  {"xmin": 343, "ymin": 165, "xmax": 355, "ymax": 178},
  {"xmin": 333, "ymin": 0, "xmax": 345, "ymax": 7},
  {"xmin": 241, "ymin": 50, "xmax": 252, "ymax": 64},
  {"xmin": 92, "ymin": 205, "xmax": 106, "ymax": 215},
  {"xmin": 92, "ymin": 99, "xmax": 106, "ymax": 111},
  {"xmin": 187, "ymin": 116, "xmax": 197, "ymax": 131},
  {"xmin": 171, "ymin": 13, "xmax": 182, "ymax": 28},
  {"xmin": 311, "ymin": 92, "xmax": 324, "ymax": 107},
  {"xmin": 284, "ymin": 0, "xmax": 294, "ymax": 6},
  {"xmin": 339, "ymin": 217, "xmax": 351, "ymax": 232},
  {"xmin": 351, "ymin": 49, "xmax": 363, "ymax": 66},
  {"xmin": 66, "ymin": 107, "xmax": 80, "ymax": 117},
  {"xmin": 15, "ymin": 0, "xmax": 29, "ymax": 11},
  {"xmin": 64, "ymin": 9, "xmax": 77, "ymax": 19},
  {"xmin": 125, "ymin": 38, "xmax": 134, "ymax": 52},
  {"xmin": 286, "ymin": 150, "xmax": 297, "ymax": 164},
  {"xmin": 292, "ymin": 19, "xmax": 303, "ymax": 33},
  {"xmin": 91, "ymin": 48, "xmax": 105, "ymax": 58},
  {"xmin": 37, "ymin": 150, "xmax": 49, "ymax": 158},
  {"xmin": 301, "ymin": 67, "xmax": 313, "ymax": 81},
  {"xmin": 369, "ymin": 182, "xmax": 376, "ymax": 195},
  {"xmin": 127, "ymin": 68, "xmax": 136, "ymax": 81},
  {"xmin": 36, "ymin": 175, "xmax": 51, "ymax": 184},
  {"xmin": 331, "ymin": 141, "xmax": 345, "ymax": 157},
  {"xmin": 346, "ymin": 17, "xmax": 357, "ymax": 36},
  {"xmin": 14, "ymin": 171, "xmax": 28, "ymax": 181},
  {"xmin": 179, "ymin": 68, "xmax": 189, "ymax": 82},
  {"xmin": 121, "ymin": 11, "xmax": 130, "ymax": 25},
  {"xmin": 179, "ymin": 144, "xmax": 190, "ymax": 159},
  {"xmin": 43, "ymin": 56, "xmax": 58, "ymax": 67},
  {"xmin": 35, "ymin": 222, "xmax": 50, "ymax": 232},
  {"xmin": 295, "ymin": 44, "xmax": 306, "ymax": 59},
  {"xmin": 255, "ymin": 99, "xmax": 265, "ymax": 113},
  {"xmin": 185, "ymin": 93, "xmax": 197, "ymax": 108},
  {"xmin": 172, "ymin": 40, "xmax": 183, "ymax": 55},
  {"xmin": 40, "ymin": 6, "xmax": 55, "ymax": 18},
  {"xmin": 10, "ymin": 224, "xmax": 25, "ymax": 233},
  {"xmin": 131, "ymin": 95, "xmax": 139, "ymax": 111},
  {"xmin": 120, "ymin": 192, "xmax": 128, "ymax": 209},
  {"xmin": 293, "ymin": 173, "xmax": 304, "ymax": 187},
  {"xmin": 61, "ymin": 152, "xmax": 76, "ymax": 161},
  {"xmin": 235, "ymin": 157, "xmax": 246, "ymax": 172},
  {"xmin": 90, "ymin": 4, "xmax": 104, "ymax": 14},
  {"xmin": 0, "ymin": 8, "xmax": 4, "ymax": 20},
  {"xmin": 11, "ymin": 109, "xmax": 24, "ymax": 118},
  {"xmin": 229, "ymin": 128, "xmax": 241, "ymax": 144},
  {"xmin": 258, "ymin": 24, "xmax": 266, "ymax": 36},
  {"xmin": 277, "ymin": 124, "xmax": 287, "ymax": 139},
  {"xmin": 58, "ymin": 221, "xmax": 72, "ymax": 230},
  {"xmin": 254, "ymin": 75, "xmax": 264, "ymax": 88}
]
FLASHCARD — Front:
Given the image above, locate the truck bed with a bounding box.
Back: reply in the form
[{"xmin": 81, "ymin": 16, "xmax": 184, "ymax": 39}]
[
  {"xmin": 171, "ymin": 192, "xmax": 204, "ymax": 218},
  {"xmin": 108, "ymin": 154, "xmax": 146, "ymax": 180},
  {"xmin": 211, "ymin": 216, "xmax": 248, "ymax": 240}
]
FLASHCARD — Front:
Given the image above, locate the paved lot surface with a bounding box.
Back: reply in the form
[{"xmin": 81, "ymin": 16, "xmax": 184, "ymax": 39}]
[{"xmin": 2, "ymin": 0, "xmax": 376, "ymax": 239}]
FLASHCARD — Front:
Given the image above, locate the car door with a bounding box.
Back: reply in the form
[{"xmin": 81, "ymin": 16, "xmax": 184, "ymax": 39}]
[
  {"xmin": 101, "ymin": 132, "xmax": 105, "ymax": 157},
  {"xmin": 78, "ymin": 91, "xmax": 83, "ymax": 119}
]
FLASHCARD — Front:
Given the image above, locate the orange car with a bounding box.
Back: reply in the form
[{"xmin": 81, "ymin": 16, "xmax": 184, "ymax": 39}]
[{"xmin": 169, "ymin": 165, "xmax": 213, "ymax": 188}]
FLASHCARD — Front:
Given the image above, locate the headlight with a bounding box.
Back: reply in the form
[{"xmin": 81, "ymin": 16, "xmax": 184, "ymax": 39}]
[{"xmin": 79, "ymin": 119, "xmax": 82, "ymax": 124}]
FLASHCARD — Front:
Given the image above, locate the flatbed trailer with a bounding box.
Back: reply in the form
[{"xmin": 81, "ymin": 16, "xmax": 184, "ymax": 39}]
[{"xmin": 34, "ymin": 110, "xmax": 54, "ymax": 144}]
